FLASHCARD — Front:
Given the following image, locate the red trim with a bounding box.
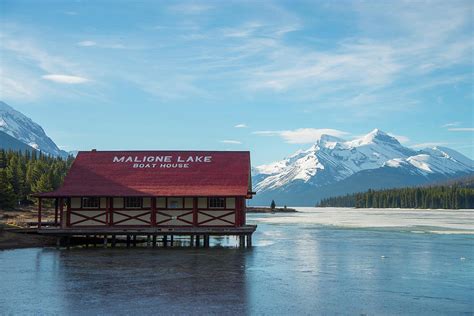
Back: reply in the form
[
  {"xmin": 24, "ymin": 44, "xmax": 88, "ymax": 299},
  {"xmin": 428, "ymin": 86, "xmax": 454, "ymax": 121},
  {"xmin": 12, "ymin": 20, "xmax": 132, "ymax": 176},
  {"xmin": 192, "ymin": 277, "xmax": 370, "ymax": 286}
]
[
  {"xmin": 70, "ymin": 210, "xmax": 107, "ymax": 226},
  {"xmin": 197, "ymin": 210, "xmax": 235, "ymax": 226},
  {"xmin": 113, "ymin": 210, "xmax": 151, "ymax": 225},
  {"xmin": 54, "ymin": 198, "xmax": 58, "ymax": 226},
  {"xmin": 59, "ymin": 198, "xmax": 64, "ymax": 227},
  {"xmin": 193, "ymin": 197, "xmax": 197, "ymax": 226},
  {"xmin": 67, "ymin": 198, "xmax": 71, "ymax": 227},
  {"xmin": 156, "ymin": 210, "xmax": 194, "ymax": 225},
  {"xmin": 151, "ymin": 197, "xmax": 157, "ymax": 227}
]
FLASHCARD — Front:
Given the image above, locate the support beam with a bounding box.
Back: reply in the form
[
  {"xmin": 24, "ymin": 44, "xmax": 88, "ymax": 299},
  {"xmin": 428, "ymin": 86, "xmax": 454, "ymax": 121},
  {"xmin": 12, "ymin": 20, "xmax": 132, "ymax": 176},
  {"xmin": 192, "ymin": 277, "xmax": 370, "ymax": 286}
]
[
  {"xmin": 103, "ymin": 235, "xmax": 108, "ymax": 248},
  {"xmin": 246, "ymin": 234, "xmax": 252, "ymax": 247},
  {"xmin": 38, "ymin": 198, "xmax": 42, "ymax": 229},
  {"xmin": 193, "ymin": 197, "xmax": 198, "ymax": 226},
  {"xmin": 239, "ymin": 235, "xmax": 245, "ymax": 248},
  {"xmin": 54, "ymin": 198, "xmax": 59, "ymax": 226},
  {"xmin": 151, "ymin": 197, "xmax": 157, "ymax": 227},
  {"xmin": 152, "ymin": 235, "xmax": 157, "ymax": 248},
  {"xmin": 59, "ymin": 198, "xmax": 64, "ymax": 228}
]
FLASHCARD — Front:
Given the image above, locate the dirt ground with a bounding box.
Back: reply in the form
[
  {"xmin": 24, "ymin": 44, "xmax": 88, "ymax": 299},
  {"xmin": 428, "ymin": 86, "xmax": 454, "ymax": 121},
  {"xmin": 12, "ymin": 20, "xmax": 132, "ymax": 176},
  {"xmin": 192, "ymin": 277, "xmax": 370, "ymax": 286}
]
[
  {"xmin": 0, "ymin": 207, "xmax": 57, "ymax": 250},
  {"xmin": 0, "ymin": 206, "xmax": 56, "ymax": 228}
]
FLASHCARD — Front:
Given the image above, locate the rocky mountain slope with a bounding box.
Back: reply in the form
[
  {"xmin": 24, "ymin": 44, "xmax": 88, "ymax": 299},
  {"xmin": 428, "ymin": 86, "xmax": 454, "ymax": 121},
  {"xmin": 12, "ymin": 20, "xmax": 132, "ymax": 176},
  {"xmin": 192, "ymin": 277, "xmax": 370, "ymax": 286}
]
[
  {"xmin": 0, "ymin": 101, "xmax": 68, "ymax": 158},
  {"xmin": 251, "ymin": 129, "xmax": 473, "ymax": 206}
]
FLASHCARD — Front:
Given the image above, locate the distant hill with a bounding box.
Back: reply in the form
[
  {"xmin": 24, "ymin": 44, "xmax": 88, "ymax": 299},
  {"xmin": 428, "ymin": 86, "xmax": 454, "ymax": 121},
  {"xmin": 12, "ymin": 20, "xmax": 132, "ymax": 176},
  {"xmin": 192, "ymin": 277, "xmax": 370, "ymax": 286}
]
[
  {"xmin": 317, "ymin": 182, "xmax": 474, "ymax": 209},
  {"xmin": 0, "ymin": 101, "xmax": 68, "ymax": 158}
]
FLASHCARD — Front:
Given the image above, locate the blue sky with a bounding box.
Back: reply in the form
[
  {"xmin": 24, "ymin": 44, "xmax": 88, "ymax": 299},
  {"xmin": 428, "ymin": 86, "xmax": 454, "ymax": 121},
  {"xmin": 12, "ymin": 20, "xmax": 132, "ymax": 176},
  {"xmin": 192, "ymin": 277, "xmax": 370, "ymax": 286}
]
[{"xmin": 0, "ymin": 0, "xmax": 473, "ymax": 165}]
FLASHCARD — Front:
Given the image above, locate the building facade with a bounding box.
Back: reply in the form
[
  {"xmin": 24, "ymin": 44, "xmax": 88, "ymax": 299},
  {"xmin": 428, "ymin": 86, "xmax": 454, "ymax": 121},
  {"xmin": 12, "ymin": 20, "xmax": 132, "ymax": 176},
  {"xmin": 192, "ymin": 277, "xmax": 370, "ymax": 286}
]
[{"xmin": 36, "ymin": 150, "xmax": 253, "ymax": 229}]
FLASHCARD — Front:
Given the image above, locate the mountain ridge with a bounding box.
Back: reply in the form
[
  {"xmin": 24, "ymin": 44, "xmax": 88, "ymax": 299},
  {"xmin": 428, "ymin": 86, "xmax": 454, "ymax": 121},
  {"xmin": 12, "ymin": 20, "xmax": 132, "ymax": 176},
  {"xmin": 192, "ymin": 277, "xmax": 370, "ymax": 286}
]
[
  {"xmin": 0, "ymin": 101, "xmax": 69, "ymax": 158},
  {"xmin": 251, "ymin": 129, "xmax": 473, "ymax": 206}
]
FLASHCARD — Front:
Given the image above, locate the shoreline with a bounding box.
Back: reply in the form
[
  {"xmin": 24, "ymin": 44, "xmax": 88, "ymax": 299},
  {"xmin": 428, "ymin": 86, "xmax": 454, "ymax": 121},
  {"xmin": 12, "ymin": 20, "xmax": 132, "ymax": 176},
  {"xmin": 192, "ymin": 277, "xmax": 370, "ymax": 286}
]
[{"xmin": 246, "ymin": 207, "xmax": 297, "ymax": 213}]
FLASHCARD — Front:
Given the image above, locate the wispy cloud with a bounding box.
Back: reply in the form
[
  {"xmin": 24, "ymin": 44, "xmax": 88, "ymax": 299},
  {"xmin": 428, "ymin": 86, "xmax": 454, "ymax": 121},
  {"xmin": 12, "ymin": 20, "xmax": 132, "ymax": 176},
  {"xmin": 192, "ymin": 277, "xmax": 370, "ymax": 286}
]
[
  {"xmin": 411, "ymin": 142, "xmax": 448, "ymax": 149},
  {"xmin": 253, "ymin": 128, "xmax": 348, "ymax": 144},
  {"xmin": 168, "ymin": 3, "xmax": 213, "ymax": 14},
  {"xmin": 442, "ymin": 122, "xmax": 460, "ymax": 128},
  {"xmin": 77, "ymin": 41, "xmax": 97, "ymax": 47},
  {"xmin": 234, "ymin": 123, "xmax": 247, "ymax": 128},
  {"xmin": 42, "ymin": 74, "xmax": 89, "ymax": 84},
  {"xmin": 220, "ymin": 140, "xmax": 242, "ymax": 144},
  {"xmin": 448, "ymin": 127, "xmax": 474, "ymax": 132},
  {"xmin": 387, "ymin": 133, "xmax": 410, "ymax": 144},
  {"xmin": 76, "ymin": 40, "xmax": 126, "ymax": 49}
]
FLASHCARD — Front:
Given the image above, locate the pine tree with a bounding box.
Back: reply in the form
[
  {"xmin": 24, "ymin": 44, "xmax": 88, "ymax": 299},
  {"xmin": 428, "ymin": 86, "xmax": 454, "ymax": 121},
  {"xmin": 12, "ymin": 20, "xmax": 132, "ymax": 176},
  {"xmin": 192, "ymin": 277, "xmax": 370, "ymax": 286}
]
[
  {"xmin": 0, "ymin": 168, "xmax": 16, "ymax": 209},
  {"xmin": 270, "ymin": 200, "xmax": 276, "ymax": 210}
]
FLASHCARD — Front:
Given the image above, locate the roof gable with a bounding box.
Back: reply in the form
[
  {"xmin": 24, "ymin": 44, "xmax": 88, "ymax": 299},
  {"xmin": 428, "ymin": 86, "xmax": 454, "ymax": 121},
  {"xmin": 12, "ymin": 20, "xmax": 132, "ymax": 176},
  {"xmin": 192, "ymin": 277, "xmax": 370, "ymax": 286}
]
[{"xmin": 40, "ymin": 151, "xmax": 252, "ymax": 197}]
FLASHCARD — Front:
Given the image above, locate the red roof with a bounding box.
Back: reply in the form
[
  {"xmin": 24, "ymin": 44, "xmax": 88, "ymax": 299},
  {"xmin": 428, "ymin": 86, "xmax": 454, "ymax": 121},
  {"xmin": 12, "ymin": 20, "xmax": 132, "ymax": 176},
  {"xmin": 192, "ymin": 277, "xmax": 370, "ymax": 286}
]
[{"xmin": 38, "ymin": 151, "xmax": 252, "ymax": 197}]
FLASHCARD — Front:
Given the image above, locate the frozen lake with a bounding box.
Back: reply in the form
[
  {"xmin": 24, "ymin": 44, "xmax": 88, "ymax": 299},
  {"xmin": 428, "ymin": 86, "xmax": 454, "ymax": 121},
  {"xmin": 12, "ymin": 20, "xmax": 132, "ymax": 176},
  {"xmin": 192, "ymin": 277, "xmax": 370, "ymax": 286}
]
[
  {"xmin": 254, "ymin": 207, "xmax": 474, "ymax": 234},
  {"xmin": 0, "ymin": 208, "xmax": 473, "ymax": 315}
]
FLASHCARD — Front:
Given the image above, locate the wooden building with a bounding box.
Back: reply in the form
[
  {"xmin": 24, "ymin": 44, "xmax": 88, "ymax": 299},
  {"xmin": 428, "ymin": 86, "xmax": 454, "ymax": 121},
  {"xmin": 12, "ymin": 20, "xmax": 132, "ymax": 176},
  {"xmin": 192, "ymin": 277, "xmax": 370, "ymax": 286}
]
[{"xmin": 35, "ymin": 150, "xmax": 256, "ymax": 247}]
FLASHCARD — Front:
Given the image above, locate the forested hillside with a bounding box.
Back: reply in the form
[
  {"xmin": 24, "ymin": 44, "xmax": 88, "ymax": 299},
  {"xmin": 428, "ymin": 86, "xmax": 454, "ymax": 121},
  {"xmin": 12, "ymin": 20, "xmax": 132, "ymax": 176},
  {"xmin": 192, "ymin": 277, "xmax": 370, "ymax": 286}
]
[
  {"xmin": 0, "ymin": 149, "xmax": 74, "ymax": 209},
  {"xmin": 317, "ymin": 180, "xmax": 474, "ymax": 209}
]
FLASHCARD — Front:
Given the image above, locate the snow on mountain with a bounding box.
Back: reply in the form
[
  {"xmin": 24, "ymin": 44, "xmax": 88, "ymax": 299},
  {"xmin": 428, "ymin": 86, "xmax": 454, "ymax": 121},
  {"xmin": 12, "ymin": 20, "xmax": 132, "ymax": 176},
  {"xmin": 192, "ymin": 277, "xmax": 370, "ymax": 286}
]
[
  {"xmin": 0, "ymin": 101, "xmax": 68, "ymax": 158},
  {"xmin": 253, "ymin": 129, "xmax": 473, "ymax": 197}
]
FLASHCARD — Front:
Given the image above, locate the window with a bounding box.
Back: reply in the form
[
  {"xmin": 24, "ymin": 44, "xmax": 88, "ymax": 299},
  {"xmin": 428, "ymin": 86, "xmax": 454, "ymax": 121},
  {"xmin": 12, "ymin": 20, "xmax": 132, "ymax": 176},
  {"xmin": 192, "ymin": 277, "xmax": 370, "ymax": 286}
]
[
  {"xmin": 82, "ymin": 197, "xmax": 100, "ymax": 208},
  {"xmin": 167, "ymin": 197, "xmax": 183, "ymax": 209},
  {"xmin": 209, "ymin": 197, "xmax": 225, "ymax": 209},
  {"xmin": 124, "ymin": 197, "xmax": 142, "ymax": 208}
]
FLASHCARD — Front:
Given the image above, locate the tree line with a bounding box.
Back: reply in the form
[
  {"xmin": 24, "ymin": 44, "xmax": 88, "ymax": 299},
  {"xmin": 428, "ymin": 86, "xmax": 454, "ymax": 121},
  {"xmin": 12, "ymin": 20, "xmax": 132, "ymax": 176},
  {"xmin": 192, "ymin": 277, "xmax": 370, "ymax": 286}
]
[
  {"xmin": 317, "ymin": 185, "xmax": 474, "ymax": 209},
  {"xmin": 0, "ymin": 149, "xmax": 74, "ymax": 209}
]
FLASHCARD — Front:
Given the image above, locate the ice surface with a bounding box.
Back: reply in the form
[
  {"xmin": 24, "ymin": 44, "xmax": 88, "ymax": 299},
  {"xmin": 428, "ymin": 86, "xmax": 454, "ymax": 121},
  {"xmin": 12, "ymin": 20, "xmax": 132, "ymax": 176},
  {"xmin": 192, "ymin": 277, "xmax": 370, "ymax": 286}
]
[{"xmin": 250, "ymin": 207, "xmax": 474, "ymax": 234}]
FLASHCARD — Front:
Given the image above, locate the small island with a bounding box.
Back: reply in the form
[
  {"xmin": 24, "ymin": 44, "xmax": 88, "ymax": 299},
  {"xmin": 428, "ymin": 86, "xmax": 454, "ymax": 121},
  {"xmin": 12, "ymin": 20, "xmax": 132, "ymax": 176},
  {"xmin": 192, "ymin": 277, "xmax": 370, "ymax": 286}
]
[{"xmin": 245, "ymin": 207, "xmax": 297, "ymax": 213}]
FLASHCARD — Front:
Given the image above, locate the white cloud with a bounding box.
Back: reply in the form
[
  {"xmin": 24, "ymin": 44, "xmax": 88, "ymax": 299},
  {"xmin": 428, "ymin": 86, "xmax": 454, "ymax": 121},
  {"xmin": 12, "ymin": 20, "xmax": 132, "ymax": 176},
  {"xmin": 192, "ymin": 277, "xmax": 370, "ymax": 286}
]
[
  {"xmin": 77, "ymin": 41, "xmax": 97, "ymax": 47},
  {"xmin": 253, "ymin": 128, "xmax": 348, "ymax": 144},
  {"xmin": 448, "ymin": 127, "xmax": 474, "ymax": 132},
  {"xmin": 387, "ymin": 133, "xmax": 410, "ymax": 144},
  {"xmin": 220, "ymin": 140, "xmax": 242, "ymax": 144},
  {"xmin": 411, "ymin": 142, "xmax": 448, "ymax": 149},
  {"xmin": 234, "ymin": 123, "xmax": 247, "ymax": 128},
  {"xmin": 42, "ymin": 74, "xmax": 89, "ymax": 84},
  {"xmin": 168, "ymin": 4, "xmax": 213, "ymax": 14},
  {"xmin": 76, "ymin": 40, "xmax": 127, "ymax": 49},
  {"xmin": 442, "ymin": 122, "xmax": 460, "ymax": 128}
]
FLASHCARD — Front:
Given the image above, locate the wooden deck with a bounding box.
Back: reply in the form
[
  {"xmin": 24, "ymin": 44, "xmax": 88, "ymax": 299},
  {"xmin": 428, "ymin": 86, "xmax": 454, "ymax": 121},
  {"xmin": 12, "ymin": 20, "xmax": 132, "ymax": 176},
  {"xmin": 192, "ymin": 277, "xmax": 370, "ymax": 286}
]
[
  {"xmin": 37, "ymin": 225, "xmax": 257, "ymax": 236},
  {"xmin": 34, "ymin": 225, "xmax": 257, "ymax": 248}
]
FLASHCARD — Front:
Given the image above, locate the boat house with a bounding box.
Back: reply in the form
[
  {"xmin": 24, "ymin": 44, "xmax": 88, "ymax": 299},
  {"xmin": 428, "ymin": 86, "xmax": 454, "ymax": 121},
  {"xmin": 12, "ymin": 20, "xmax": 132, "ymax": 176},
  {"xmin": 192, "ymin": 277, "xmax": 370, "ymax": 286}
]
[{"xmin": 35, "ymin": 150, "xmax": 256, "ymax": 247}]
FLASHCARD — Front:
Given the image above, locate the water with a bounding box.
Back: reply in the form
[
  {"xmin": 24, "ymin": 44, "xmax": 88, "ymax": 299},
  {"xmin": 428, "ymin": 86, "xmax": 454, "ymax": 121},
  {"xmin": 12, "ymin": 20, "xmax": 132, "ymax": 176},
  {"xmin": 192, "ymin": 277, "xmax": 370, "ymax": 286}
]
[{"xmin": 1, "ymin": 208, "xmax": 473, "ymax": 315}]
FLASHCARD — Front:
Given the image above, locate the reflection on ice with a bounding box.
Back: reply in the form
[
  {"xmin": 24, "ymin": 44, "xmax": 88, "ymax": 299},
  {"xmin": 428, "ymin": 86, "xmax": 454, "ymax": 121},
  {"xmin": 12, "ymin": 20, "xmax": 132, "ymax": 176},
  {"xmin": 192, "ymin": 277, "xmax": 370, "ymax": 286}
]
[{"xmin": 249, "ymin": 207, "xmax": 474, "ymax": 234}]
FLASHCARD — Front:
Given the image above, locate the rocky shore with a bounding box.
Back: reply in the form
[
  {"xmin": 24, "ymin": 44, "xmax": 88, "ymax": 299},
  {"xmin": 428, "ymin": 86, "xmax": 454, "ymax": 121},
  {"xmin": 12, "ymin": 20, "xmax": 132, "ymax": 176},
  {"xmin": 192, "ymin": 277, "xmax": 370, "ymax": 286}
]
[{"xmin": 246, "ymin": 206, "xmax": 297, "ymax": 213}]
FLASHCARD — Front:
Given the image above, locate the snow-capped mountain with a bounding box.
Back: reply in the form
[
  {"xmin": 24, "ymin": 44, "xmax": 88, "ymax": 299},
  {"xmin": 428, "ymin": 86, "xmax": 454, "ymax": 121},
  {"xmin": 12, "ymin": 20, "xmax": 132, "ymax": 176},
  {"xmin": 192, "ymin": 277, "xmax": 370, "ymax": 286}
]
[
  {"xmin": 0, "ymin": 101, "xmax": 68, "ymax": 158},
  {"xmin": 251, "ymin": 129, "xmax": 473, "ymax": 206}
]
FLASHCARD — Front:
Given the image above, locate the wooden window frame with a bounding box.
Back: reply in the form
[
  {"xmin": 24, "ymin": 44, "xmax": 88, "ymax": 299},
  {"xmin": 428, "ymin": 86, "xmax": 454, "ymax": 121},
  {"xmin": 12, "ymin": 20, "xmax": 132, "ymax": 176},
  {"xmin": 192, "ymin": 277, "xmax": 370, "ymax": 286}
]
[
  {"xmin": 124, "ymin": 197, "xmax": 143, "ymax": 209},
  {"xmin": 209, "ymin": 197, "xmax": 225, "ymax": 209},
  {"xmin": 82, "ymin": 197, "xmax": 100, "ymax": 209}
]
